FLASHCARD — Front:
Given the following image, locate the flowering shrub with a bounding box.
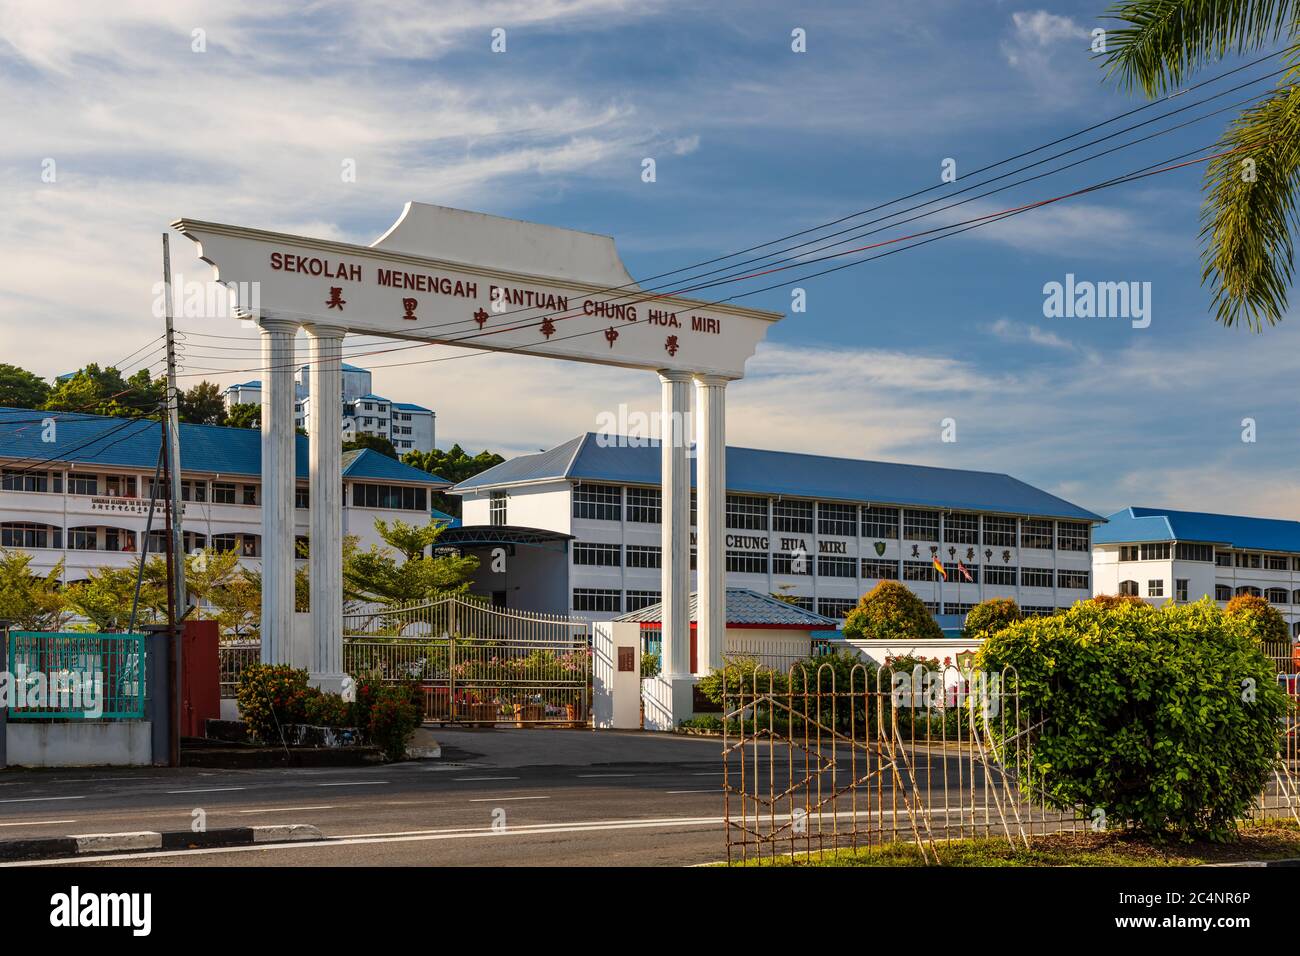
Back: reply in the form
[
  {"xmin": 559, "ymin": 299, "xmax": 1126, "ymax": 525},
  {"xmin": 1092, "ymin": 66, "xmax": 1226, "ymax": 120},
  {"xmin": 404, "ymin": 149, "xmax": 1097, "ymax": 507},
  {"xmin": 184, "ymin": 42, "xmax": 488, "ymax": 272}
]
[
  {"xmin": 303, "ymin": 690, "xmax": 354, "ymax": 728},
  {"xmin": 368, "ymin": 684, "xmax": 422, "ymax": 761},
  {"xmin": 236, "ymin": 663, "xmax": 312, "ymax": 744}
]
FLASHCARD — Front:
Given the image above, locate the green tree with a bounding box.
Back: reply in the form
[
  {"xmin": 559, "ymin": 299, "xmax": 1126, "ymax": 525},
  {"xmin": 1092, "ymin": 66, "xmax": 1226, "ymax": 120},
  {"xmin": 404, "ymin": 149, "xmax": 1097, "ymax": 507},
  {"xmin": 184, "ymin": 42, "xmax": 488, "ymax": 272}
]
[
  {"xmin": 1100, "ymin": 1, "xmax": 1300, "ymax": 328},
  {"xmin": 225, "ymin": 402, "xmax": 261, "ymax": 429},
  {"xmin": 0, "ymin": 549, "xmax": 69, "ymax": 630},
  {"xmin": 178, "ymin": 381, "xmax": 228, "ymax": 425},
  {"xmin": 842, "ymin": 580, "xmax": 944, "ymax": 642},
  {"xmin": 1224, "ymin": 592, "xmax": 1290, "ymax": 644},
  {"xmin": 343, "ymin": 433, "xmax": 398, "ymax": 459},
  {"xmin": 42, "ymin": 364, "xmax": 165, "ymax": 417},
  {"xmin": 402, "ymin": 444, "xmax": 505, "ymax": 516},
  {"xmin": 962, "ymin": 597, "xmax": 1022, "ymax": 639},
  {"xmin": 209, "ymin": 567, "xmax": 262, "ymax": 639},
  {"xmin": 343, "ymin": 517, "xmax": 478, "ymax": 611},
  {"xmin": 184, "ymin": 548, "xmax": 241, "ymax": 620},
  {"xmin": 0, "ymin": 364, "xmax": 50, "ymax": 409},
  {"xmin": 65, "ymin": 561, "xmax": 168, "ymax": 631}
]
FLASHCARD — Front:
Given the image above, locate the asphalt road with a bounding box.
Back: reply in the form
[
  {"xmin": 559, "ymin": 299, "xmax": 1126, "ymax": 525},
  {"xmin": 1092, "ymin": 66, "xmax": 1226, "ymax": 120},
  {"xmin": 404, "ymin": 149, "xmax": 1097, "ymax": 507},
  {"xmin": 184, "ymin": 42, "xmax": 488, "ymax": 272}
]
[{"xmin": 0, "ymin": 728, "xmax": 1017, "ymax": 867}]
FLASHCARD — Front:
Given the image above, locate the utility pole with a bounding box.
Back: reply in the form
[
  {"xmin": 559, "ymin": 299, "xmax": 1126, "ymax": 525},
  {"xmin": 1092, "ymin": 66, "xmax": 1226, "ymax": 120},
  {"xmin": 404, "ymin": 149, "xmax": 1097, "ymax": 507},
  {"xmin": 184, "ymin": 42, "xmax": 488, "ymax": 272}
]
[{"xmin": 161, "ymin": 233, "xmax": 187, "ymax": 616}]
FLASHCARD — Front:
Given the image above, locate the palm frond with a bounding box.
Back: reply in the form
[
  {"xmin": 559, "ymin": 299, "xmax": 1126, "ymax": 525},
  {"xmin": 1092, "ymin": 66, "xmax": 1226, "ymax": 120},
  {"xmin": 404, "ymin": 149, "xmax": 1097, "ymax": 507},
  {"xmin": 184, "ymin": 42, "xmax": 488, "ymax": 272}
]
[
  {"xmin": 1101, "ymin": 0, "xmax": 1299, "ymax": 95},
  {"xmin": 1200, "ymin": 78, "xmax": 1300, "ymax": 328}
]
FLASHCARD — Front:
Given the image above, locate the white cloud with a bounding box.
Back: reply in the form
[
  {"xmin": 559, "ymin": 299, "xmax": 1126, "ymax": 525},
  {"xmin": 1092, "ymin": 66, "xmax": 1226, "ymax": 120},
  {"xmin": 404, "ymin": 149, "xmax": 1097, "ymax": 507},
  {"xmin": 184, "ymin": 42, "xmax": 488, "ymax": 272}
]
[{"xmin": 985, "ymin": 317, "xmax": 1078, "ymax": 350}]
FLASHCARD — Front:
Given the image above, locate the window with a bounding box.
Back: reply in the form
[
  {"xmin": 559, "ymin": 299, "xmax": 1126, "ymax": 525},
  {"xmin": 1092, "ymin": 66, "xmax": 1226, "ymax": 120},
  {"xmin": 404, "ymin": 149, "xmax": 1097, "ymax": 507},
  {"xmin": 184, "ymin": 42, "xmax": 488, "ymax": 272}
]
[
  {"xmin": 295, "ymin": 486, "xmax": 309, "ymax": 510},
  {"xmin": 211, "ymin": 533, "xmax": 238, "ymax": 552},
  {"xmin": 1021, "ymin": 519, "xmax": 1053, "ymax": 550},
  {"xmin": 785, "ymin": 596, "xmax": 814, "ymax": 612},
  {"xmin": 1215, "ymin": 585, "xmax": 1232, "ymax": 601},
  {"xmin": 902, "ymin": 509, "xmax": 939, "ymax": 542},
  {"xmin": 1021, "ymin": 567, "xmax": 1053, "ymax": 589},
  {"xmin": 68, "ymin": 473, "xmax": 98, "ymax": 496},
  {"xmin": 1147, "ymin": 579, "xmax": 1164, "ymax": 598},
  {"xmin": 726, "ymin": 550, "xmax": 769, "ymax": 574},
  {"xmin": 1294, "ymin": 589, "xmax": 1300, "ymax": 605},
  {"xmin": 108, "ymin": 529, "xmax": 138, "ymax": 552},
  {"xmin": 2, "ymin": 469, "xmax": 57, "ymax": 493},
  {"xmin": 772, "ymin": 552, "xmax": 811, "ymax": 575},
  {"xmin": 241, "ymin": 534, "xmax": 261, "ymax": 557},
  {"xmin": 817, "ymin": 556, "xmax": 856, "ymax": 578},
  {"xmin": 573, "ymin": 543, "xmax": 620, "ymax": 567},
  {"xmin": 626, "ymin": 545, "xmax": 661, "ymax": 569},
  {"xmin": 573, "ymin": 484, "xmax": 621, "ymax": 521},
  {"xmin": 102, "ymin": 475, "xmax": 136, "ymax": 498},
  {"xmin": 945, "ymin": 512, "xmax": 979, "ymax": 545},
  {"xmin": 626, "ymin": 487, "xmax": 661, "ymax": 524},
  {"xmin": 489, "ymin": 491, "xmax": 507, "ymax": 526},
  {"xmin": 573, "ymin": 588, "xmax": 621, "ymax": 613},
  {"xmin": 1022, "ymin": 606, "xmax": 1057, "ymax": 618},
  {"xmin": 1176, "ymin": 579, "xmax": 1189, "ymax": 602},
  {"xmin": 1058, "ymin": 522, "xmax": 1090, "ymax": 552},
  {"xmin": 1234, "ymin": 552, "xmax": 1262, "ymax": 569},
  {"xmin": 182, "ymin": 479, "xmax": 208, "ymax": 503},
  {"xmin": 983, "ymin": 516, "xmax": 1016, "ymax": 548},
  {"xmin": 352, "ymin": 483, "xmax": 428, "ymax": 511},
  {"xmin": 0, "ymin": 523, "xmax": 60, "ymax": 549},
  {"xmin": 1265, "ymin": 587, "xmax": 1289, "ymax": 604},
  {"xmin": 861, "ymin": 558, "xmax": 898, "ymax": 580},
  {"xmin": 818, "ymin": 503, "xmax": 857, "ymax": 537},
  {"xmin": 1235, "ymin": 585, "xmax": 1261, "ymax": 597},
  {"xmin": 1215, "ymin": 551, "xmax": 1233, "ymax": 567},
  {"xmin": 241, "ymin": 484, "xmax": 258, "ymax": 506},
  {"xmin": 817, "ymin": 598, "xmax": 856, "ymax": 620},
  {"xmin": 67, "ymin": 528, "xmax": 97, "ymax": 550},
  {"xmin": 984, "ymin": 566, "xmax": 1015, "ymax": 586},
  {"xmin": 1264, "ymin": 554, "xmax": 1289, "ymax": 571},
  {"xmin": 904, "ymin": 560, "xmax": 937, "ymax": 582},
  {"xmin": 772, "ymin": 499, "xmax": 813, "ymax": 534},
  {"xmin": 726, "ymin": 495, "xmax": 768, "ymax": 531},
  {"xmin": 1140, "ymin": 542, "xmax": 1171, "ymax": 560},
  {"xmin": 624, "ymin": 590, "xmax": 661, "ymax": 612},
  {"xmin": 1175, "ymin": 543, "xmax": 1213, "ymax": 562},
  {"xmin": 861, "ymin": 506, "xmax": 898, "ymax": 539},
  {"xmin": 1058, "ymin": 570, "xmax": 1090, "ymax": 591},
  {"xmin": 1119, "ymin": 545, "xmax": 1140, "ymax": 561},
  {"xmin": 212, "ymin": 482, "xmax": 236, "ymax": 504}
]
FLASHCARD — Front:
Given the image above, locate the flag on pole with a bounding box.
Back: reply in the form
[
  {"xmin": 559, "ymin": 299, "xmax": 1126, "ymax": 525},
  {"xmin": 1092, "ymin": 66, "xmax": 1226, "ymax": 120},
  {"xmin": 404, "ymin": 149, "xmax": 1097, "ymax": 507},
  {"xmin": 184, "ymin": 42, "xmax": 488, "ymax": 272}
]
[
  {"xmin": 956, "ymin": 560, "xmax": 974, "ymax": 583},
  {"xmin": 932, "ymin": 555, "xmax": 947, "ymax": 580}
]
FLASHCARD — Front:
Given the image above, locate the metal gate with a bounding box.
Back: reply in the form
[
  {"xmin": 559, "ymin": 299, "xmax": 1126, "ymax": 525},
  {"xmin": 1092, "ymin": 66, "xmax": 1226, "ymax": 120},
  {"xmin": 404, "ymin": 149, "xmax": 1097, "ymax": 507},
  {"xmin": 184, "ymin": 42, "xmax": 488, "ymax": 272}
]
[{"xmin": 342, "ymin": 596, "xmax": 591, "ymax": 726}]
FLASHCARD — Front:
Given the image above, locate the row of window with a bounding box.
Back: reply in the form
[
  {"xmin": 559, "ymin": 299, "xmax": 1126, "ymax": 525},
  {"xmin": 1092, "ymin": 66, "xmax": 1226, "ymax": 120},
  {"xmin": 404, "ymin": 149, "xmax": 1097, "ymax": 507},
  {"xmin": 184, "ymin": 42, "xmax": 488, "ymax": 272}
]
[
  {"xmin": 1119, "ymin": 542, "xmax": 1300, "ymax": 571},
  {"xmin": 570, "ymin": 485, "xmax": 1090, "ymax": 549},
  {"xmin": 572, "ymin": 542, "xmax": 1088, "ymax": 588},
  {"xmin": 1117, "ymin": 579, "xmax": 1300, "ymax": 605},
  {"xmin": 0, "ymin": 522, "xmax": 270, "ymax": 557},
  {"xmin": 351, "ymin": 483, "xmax": 428, "ymax": 512}
]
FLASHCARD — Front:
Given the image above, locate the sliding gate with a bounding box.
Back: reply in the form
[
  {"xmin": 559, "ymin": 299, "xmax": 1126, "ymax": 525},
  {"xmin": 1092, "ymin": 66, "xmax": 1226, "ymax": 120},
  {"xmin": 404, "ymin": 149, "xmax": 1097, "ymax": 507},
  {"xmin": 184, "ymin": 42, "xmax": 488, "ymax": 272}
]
[{"xmin": 342, "ymin": 596, "xmax": 591, "ymax": 725}]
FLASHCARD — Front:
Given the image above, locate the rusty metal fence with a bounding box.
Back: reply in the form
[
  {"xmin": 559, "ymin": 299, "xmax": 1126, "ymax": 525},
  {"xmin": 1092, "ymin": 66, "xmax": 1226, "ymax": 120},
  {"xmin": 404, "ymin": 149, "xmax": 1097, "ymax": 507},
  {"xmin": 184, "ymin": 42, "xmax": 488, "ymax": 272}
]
[{"xmin": 723, "ymin": 660, "xmax": 1300, "ymax": 865}]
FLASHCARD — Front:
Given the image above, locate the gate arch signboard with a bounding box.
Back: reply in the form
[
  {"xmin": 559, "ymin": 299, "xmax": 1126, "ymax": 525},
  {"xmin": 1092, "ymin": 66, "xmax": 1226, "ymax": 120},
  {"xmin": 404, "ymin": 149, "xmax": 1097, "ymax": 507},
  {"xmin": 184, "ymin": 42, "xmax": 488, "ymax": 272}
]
[{"xmin": 173, "ymin": 203, "xmax": 784, "ymax": 727}]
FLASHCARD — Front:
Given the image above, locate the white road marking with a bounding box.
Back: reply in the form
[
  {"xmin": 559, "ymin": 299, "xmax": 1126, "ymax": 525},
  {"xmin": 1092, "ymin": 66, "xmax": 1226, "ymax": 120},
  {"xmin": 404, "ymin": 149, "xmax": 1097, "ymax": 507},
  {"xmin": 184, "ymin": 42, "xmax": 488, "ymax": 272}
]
[
  {"xmin": 575, "ymin": 773, "xmax": 636, "ymax": 778},
  {"xmin": 0, "ymin": 795, "xmax": 85, "ymax": 804},
  {"xmin": 666, "ymin": 790, "xmax": 716, "ymax": 794},
  {"xmin": 467, "ymin": 795, "xmax": 550, "ymax": 803},
  {"xmin": 166, "ymin": 787, "xmax": 247, "ymax": 794},
  {"xmin": 0, "ymin": 819, "xmax": 77, "ymax": 827},
  {"xmin": 316, "ymin": 781, "xmax": 389, "ymax": 787},
  {"xmin": 454, "ymin": 776, "xmax": 520, "ymax": 782},
  {"xmin": 237, "ymin": 806, "xmax": 339, "ymax": 814}
]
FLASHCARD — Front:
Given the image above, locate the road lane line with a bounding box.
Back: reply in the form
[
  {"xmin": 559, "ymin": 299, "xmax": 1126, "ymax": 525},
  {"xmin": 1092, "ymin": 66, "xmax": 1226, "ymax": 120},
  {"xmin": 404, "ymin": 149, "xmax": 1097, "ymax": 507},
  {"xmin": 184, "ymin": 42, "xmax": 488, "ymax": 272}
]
[
  {"xmin": 316, "ymin": 781, "xmax": 389, "ymax": 787},
  {"xmin": 0, "ymin": 796, "xmax": 86, "ymax": 804},
  {"xmin": 166, "ymin": 787, "xmax": 247, "ymax": 794},
  {"xmin": 237, "ymin": 806, "xmax": 340, "ymax": 814},
  {"xmin": 666, "ymin": 790, "xmax": 717, "ymax": 794},
  {"xmin": 0, "ymin": 819, "xmax": 77, "ymax": 827},
  {"xmin": 454, "ymin": 776, "xmax": 520, "ymax": 782},
  {"xmin": 467, "ymin": 795, "xmax": 550, "ymax": 802}
]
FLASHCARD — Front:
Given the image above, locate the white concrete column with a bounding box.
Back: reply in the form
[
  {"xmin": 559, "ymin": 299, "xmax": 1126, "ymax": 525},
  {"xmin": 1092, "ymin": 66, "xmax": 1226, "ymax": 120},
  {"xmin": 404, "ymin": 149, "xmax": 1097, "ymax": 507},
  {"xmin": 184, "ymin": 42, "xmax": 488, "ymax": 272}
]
[
  {"xmin": 694, "ymin": 375, "xmax": 728, "ymax": 675},
  {"xmin": 659, "ymin": 371, "xmax": 692, "ymax": 677},
  {"xmin": 306, "ymin": 323, "xmax": 347, "ymax": 693},
  {"xmin": 259, "ymin": 317, "xmax": 299, "ymax": 664}
]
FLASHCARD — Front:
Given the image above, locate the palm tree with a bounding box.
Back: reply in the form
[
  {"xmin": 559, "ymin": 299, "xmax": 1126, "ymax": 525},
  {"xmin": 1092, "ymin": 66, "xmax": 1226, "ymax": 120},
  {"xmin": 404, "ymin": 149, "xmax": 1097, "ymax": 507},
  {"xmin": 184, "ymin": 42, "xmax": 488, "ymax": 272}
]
[{"xmin": 1100, "ymin": 2, "xmax": 1300, "ymax": 330}]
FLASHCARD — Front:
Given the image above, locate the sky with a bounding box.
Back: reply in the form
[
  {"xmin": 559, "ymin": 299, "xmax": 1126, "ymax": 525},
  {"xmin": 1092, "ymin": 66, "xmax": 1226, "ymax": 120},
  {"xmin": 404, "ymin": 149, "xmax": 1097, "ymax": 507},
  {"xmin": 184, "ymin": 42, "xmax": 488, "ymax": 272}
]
[{"xmin": 1, "ymin": 0, "xmax": 1297, "ymax": 520}]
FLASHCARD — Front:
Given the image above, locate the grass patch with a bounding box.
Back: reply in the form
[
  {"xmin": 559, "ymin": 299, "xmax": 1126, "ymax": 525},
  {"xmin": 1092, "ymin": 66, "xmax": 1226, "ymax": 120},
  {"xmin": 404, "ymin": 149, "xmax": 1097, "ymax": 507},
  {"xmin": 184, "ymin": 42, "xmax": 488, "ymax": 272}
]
[{"xmin": 725, "ymin": 818, "xmax": 1300, "ymax": 866}]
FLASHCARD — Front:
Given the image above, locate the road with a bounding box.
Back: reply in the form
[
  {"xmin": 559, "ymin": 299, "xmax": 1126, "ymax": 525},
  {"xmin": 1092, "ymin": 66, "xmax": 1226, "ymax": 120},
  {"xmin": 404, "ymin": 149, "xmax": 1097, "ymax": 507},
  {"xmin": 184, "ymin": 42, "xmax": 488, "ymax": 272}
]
[{"xmin": 0, "ymin": 728, "xmax": 1015, "ymax": 866}]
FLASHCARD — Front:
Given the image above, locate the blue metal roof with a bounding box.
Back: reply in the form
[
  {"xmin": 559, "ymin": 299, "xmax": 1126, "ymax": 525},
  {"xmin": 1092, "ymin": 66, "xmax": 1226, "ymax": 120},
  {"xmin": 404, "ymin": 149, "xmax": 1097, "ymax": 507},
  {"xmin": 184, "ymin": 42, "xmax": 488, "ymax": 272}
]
[
  {"xmin": 0, "ymin": 407, "xmax": 449, "ymax": 486},
  {"xmin": 453, "ymin": 433, "xmax": 1101, "ymax": 521},
  {"xmin": 393, "ymin": 402, "xmax": 432, "ymax": 412},
  {"xmin": 616, "ymin": 588, "xmax": 838, "ymax": 627},
  {"xmin": 1095, "ymin": 507, "xmax": 1300, "ymax": 553}
]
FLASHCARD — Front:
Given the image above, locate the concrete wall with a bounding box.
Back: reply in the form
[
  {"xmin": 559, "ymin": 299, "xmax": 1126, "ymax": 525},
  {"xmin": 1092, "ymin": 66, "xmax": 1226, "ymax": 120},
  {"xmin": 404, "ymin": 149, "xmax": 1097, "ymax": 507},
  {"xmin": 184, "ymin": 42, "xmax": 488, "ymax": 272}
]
[{"xmin": 6, "ymin": 721, "xmax": 154, "ymax": 767}]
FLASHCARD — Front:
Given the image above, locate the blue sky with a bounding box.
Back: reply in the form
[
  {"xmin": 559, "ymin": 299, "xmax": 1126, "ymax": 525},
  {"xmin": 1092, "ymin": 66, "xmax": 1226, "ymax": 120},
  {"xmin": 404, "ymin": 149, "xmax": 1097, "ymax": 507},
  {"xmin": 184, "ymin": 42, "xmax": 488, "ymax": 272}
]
[{"xmin": 1, "ymin": 0, "xmax": 1296, "ymax": 518}]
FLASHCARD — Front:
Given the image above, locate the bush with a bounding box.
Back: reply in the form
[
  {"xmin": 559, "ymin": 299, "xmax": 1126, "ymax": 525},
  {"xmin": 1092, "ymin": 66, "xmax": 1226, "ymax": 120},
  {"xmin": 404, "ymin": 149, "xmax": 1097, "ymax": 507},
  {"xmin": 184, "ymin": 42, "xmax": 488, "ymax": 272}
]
[
  {"xmin": 1224, "ymin": 593, "xmax": 1289, "ymax": 646},
  {"xmin": 843, "ymin": 580, "xmax": 943, "ymax": 642},
  {"xmin": 640, "ymin": 651, "xmax": 661, "ymax": 679},
  {"xmin": 962, "ymin": 598, "xmax": 1021, "ymax": 639},
  {"xmin": 303, "ymin": 690, "xmax": 354, "ymax": 728},
  {"xmin": 367, "ymin": 684, "xmax": 422, "ymax": 761},
  {"xmin": 236, "ymin": 664, "xmax": 312, "ymax": 744},
  {"xmin": 977, "ymin": 598, "xmax": 1288, "ymax": 840},
  {"xmin": 1089, "ymin": 593, "xmax": 1148, "ymax": 609}
]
